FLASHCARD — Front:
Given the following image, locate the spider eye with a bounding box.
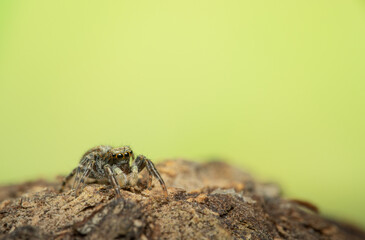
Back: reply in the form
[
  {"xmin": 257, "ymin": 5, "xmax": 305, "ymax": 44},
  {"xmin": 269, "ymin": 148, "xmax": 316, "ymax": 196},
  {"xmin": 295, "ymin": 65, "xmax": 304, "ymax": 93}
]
[
  {"xmin": 112, "ymin": 153, "xmax": 116, "ymax": 157},
  {"xmin": 117, "ymin": 153, "xmax": 123, "ymax": 159},
  {"xmin": 125, "ymin": 152, "xmax": 129, "ymax": 157}
]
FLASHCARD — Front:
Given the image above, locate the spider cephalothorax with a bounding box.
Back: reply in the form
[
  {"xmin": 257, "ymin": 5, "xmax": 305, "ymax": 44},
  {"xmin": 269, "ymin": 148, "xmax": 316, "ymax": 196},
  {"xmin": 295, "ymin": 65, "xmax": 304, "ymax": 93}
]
[{"xmin": 60, "ymin": 145, "xmax": 168, "ymax": 199}]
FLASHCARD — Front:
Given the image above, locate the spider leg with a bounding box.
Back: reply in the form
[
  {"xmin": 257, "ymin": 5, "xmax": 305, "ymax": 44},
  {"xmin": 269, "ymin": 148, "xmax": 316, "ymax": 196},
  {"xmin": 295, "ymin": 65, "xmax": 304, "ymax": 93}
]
[
  {"xmin": 134, "ymin": 155, "xmax": 168, "ymax": 199},
  {"xmin": 72, "ymin": 159, "xmax": 87, "ymax": 189},
  {"xmin": 112, "ymin": 166, "xmax": 128, "ymax": 189},
  {"xmin": 145, "ymin": 159, "xmax": 168, "ymax": 198},
  {"xmin": 147, "ymin": 174, "xmax": 153, "ymax": 190},
  {"xmin": 74, "ymin": 160, "xmax": 95, "ymax": 196},
  {"xmin": 104, "ymin": 164, "xmax": 122, "ymax": 198},
  {"xmin": 60, "ymin": 167, "xmax": 77, "ymax": 192}
]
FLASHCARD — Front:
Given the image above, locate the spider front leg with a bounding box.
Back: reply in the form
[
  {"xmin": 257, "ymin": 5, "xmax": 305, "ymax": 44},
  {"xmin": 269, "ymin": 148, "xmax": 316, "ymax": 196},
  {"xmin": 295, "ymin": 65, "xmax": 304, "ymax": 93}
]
[
  {"xmin": 113, "ymin": 166, "xmax": 128, "ymax": 189},
  {"xmin": 133, "ymin": 155, "xmax": 168, "ymax": 199},
  {"xmin": 104, "ymin": 164, "xmax": 122, "ymax": 198}
]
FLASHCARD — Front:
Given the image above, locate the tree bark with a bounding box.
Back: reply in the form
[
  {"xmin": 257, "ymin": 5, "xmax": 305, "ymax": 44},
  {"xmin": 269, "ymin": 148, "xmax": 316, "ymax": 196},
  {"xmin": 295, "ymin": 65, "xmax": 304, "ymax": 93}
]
[{"xmin": 0, "ymin": 160, "xmax": 364, "ymax": 240}]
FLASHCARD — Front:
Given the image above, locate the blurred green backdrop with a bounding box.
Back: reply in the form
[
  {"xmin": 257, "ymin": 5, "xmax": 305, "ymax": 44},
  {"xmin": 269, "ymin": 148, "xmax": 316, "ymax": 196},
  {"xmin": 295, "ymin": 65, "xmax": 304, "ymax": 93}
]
[{"xmin": 0, "ymin": 0, "xmax": 364, "ymax": 227}]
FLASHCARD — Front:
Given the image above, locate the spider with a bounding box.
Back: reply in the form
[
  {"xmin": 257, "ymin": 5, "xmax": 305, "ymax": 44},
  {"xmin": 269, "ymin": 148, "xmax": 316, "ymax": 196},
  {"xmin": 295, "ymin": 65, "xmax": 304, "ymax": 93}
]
[{"xmin": 60, "ymin": 145, "xmax": 168, "ymax": 199}]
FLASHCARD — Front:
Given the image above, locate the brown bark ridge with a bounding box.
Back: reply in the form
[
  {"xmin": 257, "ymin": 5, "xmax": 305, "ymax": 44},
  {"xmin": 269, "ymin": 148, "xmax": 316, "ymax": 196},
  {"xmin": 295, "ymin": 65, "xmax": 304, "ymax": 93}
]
[{"xmin": 0, "ymin": 160, "xmax": 364, "ymax": 240}]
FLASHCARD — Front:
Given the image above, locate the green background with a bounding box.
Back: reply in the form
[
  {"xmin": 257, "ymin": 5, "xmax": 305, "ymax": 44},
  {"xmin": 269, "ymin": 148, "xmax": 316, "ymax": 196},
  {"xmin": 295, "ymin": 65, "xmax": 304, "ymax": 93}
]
[{"xmin": 1, "ymin": 0, "xmax": 364, "ymax": 228}]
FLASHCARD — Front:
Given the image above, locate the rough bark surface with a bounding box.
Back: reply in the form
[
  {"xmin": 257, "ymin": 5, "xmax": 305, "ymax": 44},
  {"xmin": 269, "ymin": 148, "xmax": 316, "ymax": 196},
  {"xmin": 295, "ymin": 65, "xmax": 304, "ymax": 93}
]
[{"xmin": 0, "ymin": 160, "xmax": 364, "ymax": 240}]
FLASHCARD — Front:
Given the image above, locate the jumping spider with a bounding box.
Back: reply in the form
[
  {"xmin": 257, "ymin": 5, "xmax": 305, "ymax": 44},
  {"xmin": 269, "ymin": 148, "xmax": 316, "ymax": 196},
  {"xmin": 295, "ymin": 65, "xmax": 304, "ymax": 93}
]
[{"xmin": 60, "ymin": 145, "xmax": 168, "ymax": 199}]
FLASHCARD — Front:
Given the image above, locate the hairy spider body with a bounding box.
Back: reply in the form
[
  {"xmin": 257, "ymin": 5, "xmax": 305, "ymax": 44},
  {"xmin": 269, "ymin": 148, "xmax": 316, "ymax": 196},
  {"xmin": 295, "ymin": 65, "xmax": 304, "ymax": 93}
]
[{"xmin": 60, "ymin": 145, "xmax": 168, "ymax": 199}]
